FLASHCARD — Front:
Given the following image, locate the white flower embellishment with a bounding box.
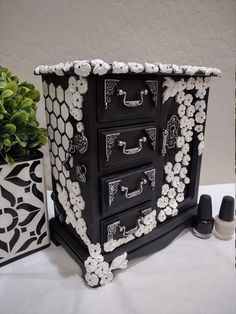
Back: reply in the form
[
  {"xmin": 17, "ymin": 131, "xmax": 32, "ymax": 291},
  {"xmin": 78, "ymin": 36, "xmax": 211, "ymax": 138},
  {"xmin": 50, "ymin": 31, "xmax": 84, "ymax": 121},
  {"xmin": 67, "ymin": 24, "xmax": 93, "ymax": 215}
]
[
  {"xmin": 159, "ymin": 63, "xmax": 173, "ymax": 73},
  {"xmin": 76, "ymin": 122, "xmax": 84, "ymax": 133},
  {"xmin": 89, "ymin": 243, "xmax": 102, "ymax": 259},
  {"xmin": 195, "ymin": 100, "xmax": 206, "ymax": 111},
  {"xmin": 186, "ymin": 77, "xmax": 195, "ymax": 90},
  {"xmin": 91, "ymin": 59, "xmax": 111, "ymax": 75},
  {"xmin": 194, "ymin": 124, "xmax": 203, "ymax": 133},
  {"xmin": 186, "ymin": 105, "xmax": 195, "ymax": 117},
  {"xmin": 184, "ymin": 94, "xmax": 193, "ymax": 106},
  {"xmin": 157, "ymin": 210, "xmax": 167, "ymax": 222},
  {"xmin": 177, "ymin": 136, "xmax": 185, "ymax": 148},
  {"xmin": 68, "ymin": 76, "xmax": 77, "ymax": 93},
  {"xmin": 162, "ymin": 184, "xmax": 170, "ymax": 195},
  {"xmin": 77, "ymin": 77, "xmax": 88, "ymax": 94},
  {"xmin": 195, "ymin": 111, "xmax": 206, "ymax": 124},
  {"xmin": 95, "ymin": 261, "xmax": 110, "ymax": 277},
  {"xmin": 100, "ymin": 272, "xmax": 113, "ymax": 286},
  {"xmin": 128, "ymin": 62, "xmax": 144, "ymax": 73},
  {"xmin": 198, "ymin": 141, "xmax": 205, "ymax": 155},
  {"xmin": 74, "ymin": 60, "xmax": 91, "ymax": 77},
  {"xmin": 72, "ymin": 92, "xmax": 83, "ymax": 108},
  {"xmin": 112, "ymin": 61, "xmax": 129, "ymax": 74},
  {"xmin": 144, "ymin": 63, "xmax": 159, "ymax": 73},
  {"xmin": 178, "ymin": 104, "xmax": 186, "ymax": 117},
  {"xmin": 164, "ymin": 162, "xmax": 173, "ymax": 174},
  {"xmin": 176, "ymin": 91, "xmax": 185, "ymax": 104},
  {"xmin": 196, "ymin": 87, "xmax": 206, "ymax": 99},
  {"xmin": 157, "ymin": 196, "xmax": 169, "ymax": 208},
  {"xmin": 85, "ymin": 257, "xmax": 98, "ymax": 273},
  {"xmin": 85, "ymin": 273, "xmax": 99, "ymax": 287}
]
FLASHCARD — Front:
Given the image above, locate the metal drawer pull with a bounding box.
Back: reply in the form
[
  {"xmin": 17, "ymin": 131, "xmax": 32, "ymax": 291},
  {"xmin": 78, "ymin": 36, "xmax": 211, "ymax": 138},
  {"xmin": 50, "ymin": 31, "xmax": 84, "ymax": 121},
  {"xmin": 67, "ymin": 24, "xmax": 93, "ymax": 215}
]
[
  {"xmin": 119, "ymin": 225, "xmax": 138, "ymax": 237},
  {"xmin": 161, "ymin": 129, "xmax": 168, "ymax": 157},
  {"xmin": 117, "ymin": 89, "xmax": 148, "ymax": 107},
  {"xmin": 120, "ymin": 178, "xmax": 147, "ymax": 199},
  {"xmin": 117, "ymin": 136, "xmax": 146, "ymax": 155}
]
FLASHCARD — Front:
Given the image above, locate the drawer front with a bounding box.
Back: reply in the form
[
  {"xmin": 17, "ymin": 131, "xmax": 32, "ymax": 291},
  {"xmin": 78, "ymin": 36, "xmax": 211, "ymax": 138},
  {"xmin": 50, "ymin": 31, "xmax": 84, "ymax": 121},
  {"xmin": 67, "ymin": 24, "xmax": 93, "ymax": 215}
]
[
  {"xmin": 100, "ymin": 165, "xmax": 156, "ymax": 215},
  {"xmin": 101, "ymin": 203, "xmax": 157, "ymax": 251},
  {"xmin": 99, "ymin": 123, "xmax": 157, "ymax": 169},
  {"xmin": 98, "ymin": 77, "xmax": 158, "ymax": 122}
]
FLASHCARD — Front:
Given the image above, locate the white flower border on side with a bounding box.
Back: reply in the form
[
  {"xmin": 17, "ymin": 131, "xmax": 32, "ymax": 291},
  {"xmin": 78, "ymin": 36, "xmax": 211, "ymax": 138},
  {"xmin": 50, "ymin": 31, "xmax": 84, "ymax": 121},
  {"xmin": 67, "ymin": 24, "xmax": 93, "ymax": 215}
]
[
  {"xmin": 35, "ymin": 59, "xmax": 221, "ymax": 77},
  {"xmin": 55, "ymin": 76, "xmax": 128, "ymax": 287},
  {"xmin": 156, "ymin": 76, "xmax": 208, "ymax": 222}
]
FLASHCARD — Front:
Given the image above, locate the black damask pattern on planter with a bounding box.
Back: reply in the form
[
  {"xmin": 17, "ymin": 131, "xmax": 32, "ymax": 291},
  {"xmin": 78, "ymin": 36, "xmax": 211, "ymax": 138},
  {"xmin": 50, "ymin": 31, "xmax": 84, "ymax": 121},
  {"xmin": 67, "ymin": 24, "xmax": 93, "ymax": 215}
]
[{"xmin": 0, "ymin": 152, "xmax": 50, "ymax": 266}]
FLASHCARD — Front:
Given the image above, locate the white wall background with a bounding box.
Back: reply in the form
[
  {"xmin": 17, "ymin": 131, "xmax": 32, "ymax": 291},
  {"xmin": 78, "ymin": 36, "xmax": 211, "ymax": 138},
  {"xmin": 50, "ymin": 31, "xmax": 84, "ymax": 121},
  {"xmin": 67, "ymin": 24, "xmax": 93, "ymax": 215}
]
[{"xmin": 0, "ymin": 0, "xmax": 235, "ymax": 188}]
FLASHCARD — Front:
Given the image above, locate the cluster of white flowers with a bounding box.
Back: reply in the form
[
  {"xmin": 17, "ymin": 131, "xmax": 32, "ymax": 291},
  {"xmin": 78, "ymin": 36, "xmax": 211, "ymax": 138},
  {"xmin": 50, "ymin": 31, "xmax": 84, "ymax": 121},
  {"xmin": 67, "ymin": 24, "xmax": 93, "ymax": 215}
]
[
  {"xmin": 194, "ymin": 104, "xmax": 208, "ymax": 154},
  {"xmin": 157, "ymin": 76, "xmax": 210, "ymax": 220},
  {"xmin": 103, "ymin": 234, "xmax": 135, "ymax": 253},
  {"xmin": 57, "ymin": 177, "xmax": 129, "ymax": 287},
  {"xmin": 157, "ymin": 76, "xmax": 206, "ymax": 221},
  {"xmin": 57, "ymin": 181, "xmax": 91, "ymax": 245},
  {"xmin": 84, "ymin": 252, "xmax": 128, "ymax": 287},
  {"xmin": 35, "ymin": 60, "xmax": 221, "ymax": 77},
  {"xmin": 103, "ymin": 210, "xmax": 157, "ymax": 253},
  {"xmin": 68, "ymin": 76, "xmax": 87, "ymax": 133}
]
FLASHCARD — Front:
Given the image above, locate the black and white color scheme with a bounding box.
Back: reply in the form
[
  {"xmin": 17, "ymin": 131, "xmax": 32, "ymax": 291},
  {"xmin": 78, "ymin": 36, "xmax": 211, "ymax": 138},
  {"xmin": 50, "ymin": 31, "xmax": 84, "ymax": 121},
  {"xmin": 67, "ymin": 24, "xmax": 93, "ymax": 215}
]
[
  {"xmin": 36, "ymin": 59, "xmax": 220, "ymax": 287},
  {"xmin": 0, "ymin": 152, "xmax": 50, "ymax": 266}
]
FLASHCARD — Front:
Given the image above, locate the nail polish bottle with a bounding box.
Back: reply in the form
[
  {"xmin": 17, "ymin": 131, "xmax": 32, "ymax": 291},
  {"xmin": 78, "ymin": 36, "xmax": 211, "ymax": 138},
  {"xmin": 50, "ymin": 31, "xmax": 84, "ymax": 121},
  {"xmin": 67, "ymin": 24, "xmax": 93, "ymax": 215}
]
[
  {"xmin": 193, "ymin": 194, "xmax": 214, "ymax": 239},
  {"xmin": 214, "ymin": 196, "xmax": 235, "ymax": 240}
]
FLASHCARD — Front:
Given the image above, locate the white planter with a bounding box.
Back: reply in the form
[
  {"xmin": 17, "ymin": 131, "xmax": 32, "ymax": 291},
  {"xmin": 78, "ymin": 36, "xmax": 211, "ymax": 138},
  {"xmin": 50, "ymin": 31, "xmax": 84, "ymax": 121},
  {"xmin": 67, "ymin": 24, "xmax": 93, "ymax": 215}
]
[{"xmin": 0, "ymin": 151, "xmax": 50, "ymax": 266}]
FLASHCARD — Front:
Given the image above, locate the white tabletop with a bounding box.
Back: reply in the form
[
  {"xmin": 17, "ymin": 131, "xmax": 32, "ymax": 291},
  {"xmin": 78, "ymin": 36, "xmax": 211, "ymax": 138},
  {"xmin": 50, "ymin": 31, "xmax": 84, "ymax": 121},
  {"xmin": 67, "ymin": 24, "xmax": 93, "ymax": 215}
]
[{"xmin": 0, "ymin": 184, "xmax": 235, "ymax": 314}]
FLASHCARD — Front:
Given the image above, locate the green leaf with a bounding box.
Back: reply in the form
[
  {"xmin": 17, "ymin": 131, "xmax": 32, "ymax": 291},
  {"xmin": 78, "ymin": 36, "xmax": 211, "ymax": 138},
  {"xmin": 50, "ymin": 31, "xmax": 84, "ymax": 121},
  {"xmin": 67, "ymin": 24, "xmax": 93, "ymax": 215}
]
[
  {"xmin": 20, "ymin": 97, "xmax": 33, "ymax": 108},
  {"xmin": 25, "ymin": 89, "xmax": 40, "ymax": 101},
  {"xmin": 0, "ymin": 72, "xmax": 7, "ymax": 81},
  {"xmin": 0, "ymin": 101, "xmax": 7, "ymax": 114},
  {"xmin": 16, "ymin": 132, "xmax": 28, "ymax": 141},
  {"xmin": 29, "ymin": 141, "xmax": 40, "ymax": 148},
  {"xmin": 3, "ymin": 138, "xmax": 11, "ymax": 146},
  {"xmin": 18, "ymin": 87, "xmax": 27, "ymax": 96},
  {"xmin": 19, "ymin": 141, "xmax": 27, "ymax": 147},
  {"xmin": 10, "ymin": 111, "xmax": 28, "ymax": 126},
  {"xmin": 5, "ymin": 154, "xmax": 15, "ymax": 165},
  {"xmin": 0, "ymin": 80, "xmax": 6, "ymax": 89},
  {"xmin": 19, "ymin": 81, "xmax": 35, "ymax": 89},
  {"xmin": 1, "ymin": 89, "xmax": 13, "ymax": 99},
  {"xmin": 38, "ymin": 134, "xmax": 48, "ymax": 145},
  {"xmin": 4, "ymin": 81, "xmax": 18, "ymax": 96},
  {"xmin": 4, "ymin": 123, "xmax": 16, "ymax": 134}
]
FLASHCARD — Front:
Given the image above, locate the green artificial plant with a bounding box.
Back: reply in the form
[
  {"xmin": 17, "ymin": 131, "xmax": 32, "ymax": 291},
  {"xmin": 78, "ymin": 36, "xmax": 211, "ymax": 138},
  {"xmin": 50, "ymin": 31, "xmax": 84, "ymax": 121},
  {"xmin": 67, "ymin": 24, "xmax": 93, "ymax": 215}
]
[{"xmin": 0, "ymin": 66, "xmax": 47, "ymax": 164}]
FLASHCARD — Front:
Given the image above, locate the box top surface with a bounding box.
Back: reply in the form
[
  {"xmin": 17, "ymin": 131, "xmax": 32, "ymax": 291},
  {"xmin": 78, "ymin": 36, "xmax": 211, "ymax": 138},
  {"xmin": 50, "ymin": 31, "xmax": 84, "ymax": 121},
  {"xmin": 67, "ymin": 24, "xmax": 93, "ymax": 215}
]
[{"xmin": 34, "ymin": 59, "xmax": 221, "ymax": 78}]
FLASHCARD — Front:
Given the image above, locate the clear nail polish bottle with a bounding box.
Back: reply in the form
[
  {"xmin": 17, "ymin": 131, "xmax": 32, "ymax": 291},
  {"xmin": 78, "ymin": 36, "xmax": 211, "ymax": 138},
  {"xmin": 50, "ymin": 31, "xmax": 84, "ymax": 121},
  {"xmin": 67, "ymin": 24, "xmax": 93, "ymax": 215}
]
[{"xmin": 214, "ymin": 196, "xmax": 235, "ymax": 240}]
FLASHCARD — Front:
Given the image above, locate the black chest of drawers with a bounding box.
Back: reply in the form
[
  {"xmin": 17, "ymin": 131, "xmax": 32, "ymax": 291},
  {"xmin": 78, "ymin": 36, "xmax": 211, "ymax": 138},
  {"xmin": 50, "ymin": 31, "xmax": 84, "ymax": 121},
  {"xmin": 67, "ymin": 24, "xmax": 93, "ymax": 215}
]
[{"xmin": 36, "ymin": 60, "xmax": 221, "ymax": 287}]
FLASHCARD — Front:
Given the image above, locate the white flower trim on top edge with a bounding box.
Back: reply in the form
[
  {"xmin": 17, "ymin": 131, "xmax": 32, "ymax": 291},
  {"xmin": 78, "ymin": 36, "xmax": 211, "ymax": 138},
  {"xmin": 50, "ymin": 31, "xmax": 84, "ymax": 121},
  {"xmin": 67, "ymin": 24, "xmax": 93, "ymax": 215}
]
[
  {"xmin": 34, "ymin": 59, "xmax": 222, "ymax": 77},
  {"xmin": 156, "ymin": 76, "xmax": 210, "ymax": 220}
]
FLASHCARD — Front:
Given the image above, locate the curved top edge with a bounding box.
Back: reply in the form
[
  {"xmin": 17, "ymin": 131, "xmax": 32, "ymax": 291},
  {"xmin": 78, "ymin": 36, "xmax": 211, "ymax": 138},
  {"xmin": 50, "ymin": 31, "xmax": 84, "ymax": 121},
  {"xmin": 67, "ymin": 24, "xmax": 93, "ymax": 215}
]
[{"xmin": 34, "ymin": 59, "xmax": 222, "ymax": 77}]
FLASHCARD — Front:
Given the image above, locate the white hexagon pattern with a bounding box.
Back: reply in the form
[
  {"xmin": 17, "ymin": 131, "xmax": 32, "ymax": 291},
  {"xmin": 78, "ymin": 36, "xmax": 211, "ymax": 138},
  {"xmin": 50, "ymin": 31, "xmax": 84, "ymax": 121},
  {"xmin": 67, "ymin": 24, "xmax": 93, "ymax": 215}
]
[{"xmin": 44, "ymin": 81, "xmax": 73, "ymax": 188}]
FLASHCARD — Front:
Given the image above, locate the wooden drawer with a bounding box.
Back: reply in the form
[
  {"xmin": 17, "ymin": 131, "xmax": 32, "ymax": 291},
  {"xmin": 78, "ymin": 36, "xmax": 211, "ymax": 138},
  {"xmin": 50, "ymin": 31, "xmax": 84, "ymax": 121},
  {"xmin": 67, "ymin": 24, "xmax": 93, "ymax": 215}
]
[
  {"xmin": 101, "ymin": 202, "xmax": 157, "ymax": 249},
  {"xmin": 99, "ymin": 123, "xmax": 157, "ymax": 169},
  {"xmin": 100, "ymin": 164, "xmax": 156, "ymax": 215},
  {"xmin": 97, "ymin": 76, "xmax": 158, "ymax": 122}
]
